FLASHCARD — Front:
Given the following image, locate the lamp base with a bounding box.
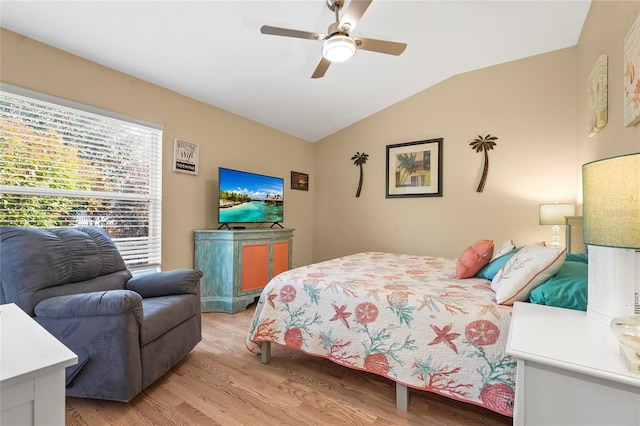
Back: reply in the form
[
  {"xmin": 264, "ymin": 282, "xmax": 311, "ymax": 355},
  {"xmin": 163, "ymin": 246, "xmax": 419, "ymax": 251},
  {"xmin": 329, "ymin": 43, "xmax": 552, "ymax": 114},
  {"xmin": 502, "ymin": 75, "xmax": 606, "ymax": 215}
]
[
  {"xmin": 619, "ymin": 344, "xmax": 640, "ymax": 373},
  {"xmin": 586, "ymin": 245, "xmax": 639, "ymax": 325},
  {"xmin": 549, "ymin": 225, "xmax": 561, "ymax": 248}
]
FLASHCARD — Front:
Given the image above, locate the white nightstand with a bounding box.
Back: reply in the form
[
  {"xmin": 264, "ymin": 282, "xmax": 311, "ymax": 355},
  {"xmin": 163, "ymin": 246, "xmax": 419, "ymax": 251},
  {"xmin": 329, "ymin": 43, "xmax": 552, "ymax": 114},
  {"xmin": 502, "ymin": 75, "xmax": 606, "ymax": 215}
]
[
  {"xmin": 506, "ymin": 302, "xmax": 640, "ymax": 426},
  {"xmin": 0, "ymin": 303, "xmax": 77, "ymax": 426}
]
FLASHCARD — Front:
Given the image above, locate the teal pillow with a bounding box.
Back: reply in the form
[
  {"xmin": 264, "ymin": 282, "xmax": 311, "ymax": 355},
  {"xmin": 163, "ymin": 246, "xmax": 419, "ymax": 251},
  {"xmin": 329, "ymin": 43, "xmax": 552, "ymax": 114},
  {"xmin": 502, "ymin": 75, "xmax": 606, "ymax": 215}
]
[
  {"xmin": 565, "ymin": 253, "xmax": 588, "ymax": 264},
  {"xmin": 529, "ymin": 261, "xmax": 588, "ymax": 311},
  {"xmin": 475, "ymin": 247, "xmax": 521, "ymax": 280}
]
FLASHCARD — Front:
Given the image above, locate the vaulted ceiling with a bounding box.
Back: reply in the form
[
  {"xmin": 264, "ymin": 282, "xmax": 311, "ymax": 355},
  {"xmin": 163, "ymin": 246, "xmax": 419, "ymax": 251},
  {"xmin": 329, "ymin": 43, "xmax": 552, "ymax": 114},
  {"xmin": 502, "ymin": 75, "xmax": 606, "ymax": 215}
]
[{"xmin": 0, "ymin": 1, "xmax": 591, "ymax": 142}]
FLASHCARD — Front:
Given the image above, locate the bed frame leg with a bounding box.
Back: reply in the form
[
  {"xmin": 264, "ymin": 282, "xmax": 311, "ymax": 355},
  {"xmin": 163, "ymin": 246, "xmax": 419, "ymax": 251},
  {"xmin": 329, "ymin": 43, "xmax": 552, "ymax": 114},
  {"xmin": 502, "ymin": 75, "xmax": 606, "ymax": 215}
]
[
  {"xmin": 396, "ymin": 383, "xmax": 409, "ymax": 411},
  {"xmin": 260, "ymin": 342, "xmax": 271, "ymax": 364}
]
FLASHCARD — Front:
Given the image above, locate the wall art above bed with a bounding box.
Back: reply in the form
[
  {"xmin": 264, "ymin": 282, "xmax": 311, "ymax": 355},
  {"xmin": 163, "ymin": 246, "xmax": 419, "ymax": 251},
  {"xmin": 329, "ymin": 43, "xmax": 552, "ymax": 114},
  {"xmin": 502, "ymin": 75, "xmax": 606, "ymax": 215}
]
[
  {"xmin": 469, "ymin": 134, "xmax": 498, "ymax": 193},
  {"xmin": 386, "ymin": 138, "xmax": 442, "ymax": 198}
]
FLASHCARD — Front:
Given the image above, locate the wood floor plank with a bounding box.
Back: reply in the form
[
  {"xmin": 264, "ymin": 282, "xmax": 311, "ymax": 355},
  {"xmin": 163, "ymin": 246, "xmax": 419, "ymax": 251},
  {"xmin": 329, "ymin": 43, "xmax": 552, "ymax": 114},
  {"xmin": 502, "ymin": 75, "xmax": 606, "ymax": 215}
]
[{"xmin": 66, "ymin": 306, "xmax": 511, "ymax": 425}]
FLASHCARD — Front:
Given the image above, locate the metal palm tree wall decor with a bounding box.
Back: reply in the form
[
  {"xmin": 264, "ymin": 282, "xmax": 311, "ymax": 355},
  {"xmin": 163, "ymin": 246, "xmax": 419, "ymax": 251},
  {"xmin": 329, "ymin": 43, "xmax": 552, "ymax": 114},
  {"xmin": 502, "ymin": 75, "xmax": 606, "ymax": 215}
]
[
  {"xmin": 469, "ymin": 134, "xmax": 498, "ymax": 193},
  {"xmin": 351, "ymin": 152, "xmax": 369, "ymax": 197}
]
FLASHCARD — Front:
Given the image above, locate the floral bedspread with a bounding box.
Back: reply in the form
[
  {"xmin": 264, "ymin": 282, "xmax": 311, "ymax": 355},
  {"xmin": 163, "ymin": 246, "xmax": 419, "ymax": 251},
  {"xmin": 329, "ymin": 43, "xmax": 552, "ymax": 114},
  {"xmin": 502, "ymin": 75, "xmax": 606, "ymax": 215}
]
[{"xmin": 246, "ymin": 252, "xmax": 515, "ymax": 417}]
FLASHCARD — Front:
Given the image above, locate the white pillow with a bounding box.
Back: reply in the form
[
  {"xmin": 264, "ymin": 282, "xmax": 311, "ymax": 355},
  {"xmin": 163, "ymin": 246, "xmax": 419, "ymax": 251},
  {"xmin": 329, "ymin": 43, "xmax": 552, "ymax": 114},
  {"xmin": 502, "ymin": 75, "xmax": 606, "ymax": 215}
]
[
  {"xmin": 493, "ymin": 239, "xmax": 516, "ymax": 259},
  {"xmin": 491, "ymin": 242, "xmax": 566, "ymax": 305}
]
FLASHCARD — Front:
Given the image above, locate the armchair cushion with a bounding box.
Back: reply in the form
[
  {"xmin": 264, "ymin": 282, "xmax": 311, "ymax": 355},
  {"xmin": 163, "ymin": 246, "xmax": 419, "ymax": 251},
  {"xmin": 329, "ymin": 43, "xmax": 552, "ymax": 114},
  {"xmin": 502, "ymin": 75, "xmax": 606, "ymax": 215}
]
[
  {"xmin": 126, "ymin": 269, "xmax": 203, "ymax": 298},
  {"xmin": 140, "ymin": 295, "xmax": 199, "ymax": 346}
]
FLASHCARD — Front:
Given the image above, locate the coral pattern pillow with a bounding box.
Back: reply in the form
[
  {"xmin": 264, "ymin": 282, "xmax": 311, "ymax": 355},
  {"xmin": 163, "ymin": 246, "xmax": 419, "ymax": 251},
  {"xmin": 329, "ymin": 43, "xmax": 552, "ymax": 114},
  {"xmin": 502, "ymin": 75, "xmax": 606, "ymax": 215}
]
[
  {"xmin": 456, "ymin": 240, "xmax": 494, "ymax": 279},
  {"xmin": 491, "ymin": 242, "xmax": 566, "ymax": 305}
]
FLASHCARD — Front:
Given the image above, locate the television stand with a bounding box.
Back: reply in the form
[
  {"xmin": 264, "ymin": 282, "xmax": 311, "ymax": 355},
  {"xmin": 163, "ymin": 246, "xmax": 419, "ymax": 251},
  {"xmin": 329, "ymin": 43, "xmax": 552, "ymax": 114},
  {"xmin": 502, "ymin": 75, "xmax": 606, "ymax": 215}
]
[
  {"xmin": 217, "ymin": 223, "xmax": 231, "ymax": 230},
  {"xmin": 194, "ymin": 228, "xmax": 294, "ymax": 313}
]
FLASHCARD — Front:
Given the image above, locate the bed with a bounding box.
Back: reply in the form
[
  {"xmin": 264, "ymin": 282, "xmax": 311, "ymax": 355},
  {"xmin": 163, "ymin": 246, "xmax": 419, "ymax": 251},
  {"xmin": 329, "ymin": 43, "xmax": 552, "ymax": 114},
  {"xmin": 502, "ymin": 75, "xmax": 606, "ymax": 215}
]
[
  {"xmin": 245, "ymin": 229, "xmax": 587, "ymax": 418},
  {"xmin": 246, "ymin": 250, "xmax": 518, "ymax": 416}
]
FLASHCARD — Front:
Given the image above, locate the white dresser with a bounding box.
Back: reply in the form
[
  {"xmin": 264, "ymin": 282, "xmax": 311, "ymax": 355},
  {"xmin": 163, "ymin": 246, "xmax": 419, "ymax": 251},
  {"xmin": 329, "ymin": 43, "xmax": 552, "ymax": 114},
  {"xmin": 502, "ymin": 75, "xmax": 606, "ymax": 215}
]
[
  {"xmin": 506, "ymin": 302, "xmax": 640, "ymax": 426},
  {"xmin": 0, "ymin": 303, "xmax": 77, "ymax": 426}
]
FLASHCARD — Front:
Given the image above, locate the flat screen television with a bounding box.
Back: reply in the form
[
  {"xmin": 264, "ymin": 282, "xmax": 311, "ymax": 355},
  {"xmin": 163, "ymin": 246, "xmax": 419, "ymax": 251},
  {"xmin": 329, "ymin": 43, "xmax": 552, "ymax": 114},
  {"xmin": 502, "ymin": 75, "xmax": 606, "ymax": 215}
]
[{"xmin": 218, "ymin": 167, "xmax": 284, "ymax": 227}]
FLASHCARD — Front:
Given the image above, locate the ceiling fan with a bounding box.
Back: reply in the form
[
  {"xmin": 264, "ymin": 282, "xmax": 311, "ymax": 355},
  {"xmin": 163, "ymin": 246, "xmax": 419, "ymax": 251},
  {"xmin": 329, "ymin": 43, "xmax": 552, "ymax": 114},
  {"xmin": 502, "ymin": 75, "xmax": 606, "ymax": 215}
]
[{"xmin": 260, "ymin": 0, "xmax": 407, "ymax": 79}]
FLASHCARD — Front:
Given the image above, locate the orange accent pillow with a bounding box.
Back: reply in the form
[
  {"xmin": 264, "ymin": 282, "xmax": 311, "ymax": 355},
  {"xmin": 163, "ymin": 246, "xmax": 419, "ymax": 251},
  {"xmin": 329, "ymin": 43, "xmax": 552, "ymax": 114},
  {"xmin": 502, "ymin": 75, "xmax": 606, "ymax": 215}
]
[{"xmin": 456, "ymin": 240, "xmax": 495, "ymax": 279}]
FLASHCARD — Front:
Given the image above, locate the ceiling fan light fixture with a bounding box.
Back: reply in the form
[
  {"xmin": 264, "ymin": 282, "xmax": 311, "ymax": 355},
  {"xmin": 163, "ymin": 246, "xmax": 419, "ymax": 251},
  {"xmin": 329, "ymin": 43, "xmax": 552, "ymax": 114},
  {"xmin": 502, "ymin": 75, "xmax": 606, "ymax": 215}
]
[{"xmin": 322, "ymin": 35, "xmax": 356, "ymax": 62}]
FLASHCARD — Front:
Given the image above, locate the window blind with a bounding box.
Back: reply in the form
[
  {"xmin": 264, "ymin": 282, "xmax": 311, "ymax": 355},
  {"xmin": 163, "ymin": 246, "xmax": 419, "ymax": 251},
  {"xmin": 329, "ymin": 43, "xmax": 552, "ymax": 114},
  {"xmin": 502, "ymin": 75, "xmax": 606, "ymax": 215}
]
[{"xmin": 0, "ymin": 86, "xmax": 162, "ymax": 269}]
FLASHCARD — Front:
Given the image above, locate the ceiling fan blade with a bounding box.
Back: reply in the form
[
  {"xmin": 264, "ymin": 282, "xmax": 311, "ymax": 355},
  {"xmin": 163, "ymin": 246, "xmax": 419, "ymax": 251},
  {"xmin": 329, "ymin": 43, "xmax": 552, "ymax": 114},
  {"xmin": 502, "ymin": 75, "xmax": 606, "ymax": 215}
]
[
  {"xmin": 355, "ymin": 37, "xmax": 407, "ymax": 56},
  {"xmin": 311, "ymin": 58, "xmax": 331, "ymax": 79},
  {"xmin": 339, "ymin": 0, "xmax": 373, "ymax": 33},
  {"xmin": 261, "ymin": 25, "xmax": 326, "ymax": 41}
]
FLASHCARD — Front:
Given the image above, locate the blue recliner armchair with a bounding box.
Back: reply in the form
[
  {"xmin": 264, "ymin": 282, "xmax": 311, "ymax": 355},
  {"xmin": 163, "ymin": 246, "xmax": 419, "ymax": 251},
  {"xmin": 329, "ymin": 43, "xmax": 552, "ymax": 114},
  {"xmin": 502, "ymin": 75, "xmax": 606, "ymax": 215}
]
[{"xmin": 0, "ymin": 226, "xmax": 203, "ymax": 401}]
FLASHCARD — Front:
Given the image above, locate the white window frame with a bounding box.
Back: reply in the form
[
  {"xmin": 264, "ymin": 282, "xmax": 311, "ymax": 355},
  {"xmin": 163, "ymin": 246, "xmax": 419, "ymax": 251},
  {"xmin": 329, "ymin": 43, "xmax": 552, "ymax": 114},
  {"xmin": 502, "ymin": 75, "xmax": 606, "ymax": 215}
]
[{"xmin": 0, "ymin": 83, "xmax": 163, "ymax": 269}]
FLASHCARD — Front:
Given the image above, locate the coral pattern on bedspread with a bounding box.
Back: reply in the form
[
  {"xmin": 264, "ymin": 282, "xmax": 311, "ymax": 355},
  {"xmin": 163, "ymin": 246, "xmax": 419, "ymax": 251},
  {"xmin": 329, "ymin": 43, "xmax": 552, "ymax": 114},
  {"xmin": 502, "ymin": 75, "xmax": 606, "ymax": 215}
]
[{"xmin": 246, "ymin": 252, "xmax": 515, "ymax": 417}]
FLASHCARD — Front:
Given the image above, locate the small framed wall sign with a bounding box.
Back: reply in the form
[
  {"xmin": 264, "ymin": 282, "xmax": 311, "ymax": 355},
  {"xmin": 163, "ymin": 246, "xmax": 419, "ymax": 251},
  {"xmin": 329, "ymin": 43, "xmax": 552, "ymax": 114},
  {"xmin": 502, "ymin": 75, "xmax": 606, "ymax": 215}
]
[
  {"xmin": 386, "ymin": 138, "xmax": 443, "ymax": 198},
  {"xmin": 172, "ymin": 138, "xmax": 199, "ymax": 175},
  {"xmin": 291, "ymin": 171, "xmax": 309, "ymax": 191}
]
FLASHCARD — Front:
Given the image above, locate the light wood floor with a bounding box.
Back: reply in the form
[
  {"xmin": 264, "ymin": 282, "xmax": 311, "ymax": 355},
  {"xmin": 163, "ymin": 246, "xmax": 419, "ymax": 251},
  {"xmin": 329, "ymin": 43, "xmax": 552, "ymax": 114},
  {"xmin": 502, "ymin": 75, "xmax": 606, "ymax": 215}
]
[{"xmin": 66, "ymin": 304, "xmax": 512, "ymax": 425}]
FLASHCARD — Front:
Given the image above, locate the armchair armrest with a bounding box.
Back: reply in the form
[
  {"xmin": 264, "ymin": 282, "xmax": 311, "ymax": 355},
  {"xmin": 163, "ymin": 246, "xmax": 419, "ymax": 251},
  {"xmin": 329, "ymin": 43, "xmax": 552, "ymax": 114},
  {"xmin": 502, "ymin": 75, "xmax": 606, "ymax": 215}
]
[
  {"xmin": 34, "ymin": 289, "xmax": 145, "ymax": 399},
  {"xmin": 125, "ymin": 269, "xmax": 203, "ymax": 298},
  {"xmin": 34, "ymin": 289, "xmax": 143, "ymax": 322}
]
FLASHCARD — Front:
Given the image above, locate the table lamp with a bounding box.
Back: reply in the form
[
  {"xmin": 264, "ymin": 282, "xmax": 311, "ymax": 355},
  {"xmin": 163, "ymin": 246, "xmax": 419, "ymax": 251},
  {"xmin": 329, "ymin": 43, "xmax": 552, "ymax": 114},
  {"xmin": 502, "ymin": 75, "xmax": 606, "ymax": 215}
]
[
  {"xmin": 539, "ymin": 203, "xmax": 576, "ymax": 247},
  {"xmin": 582, "ymin": 152, "xmax": 640, "ymax": 372}
]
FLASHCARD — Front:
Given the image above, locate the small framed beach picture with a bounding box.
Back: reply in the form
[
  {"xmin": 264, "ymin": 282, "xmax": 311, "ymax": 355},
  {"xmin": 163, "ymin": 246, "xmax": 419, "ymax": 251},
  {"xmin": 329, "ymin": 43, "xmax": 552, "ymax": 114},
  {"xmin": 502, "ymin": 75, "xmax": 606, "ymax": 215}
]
[
  {"xmin": 386, "ymin": 138, "xmax": 443, "ymax": 198},
  {"xmin": 291, "ymin": 171, "xmax": 309, "ymax": 191},
  {"xmin": 172, "ymin": 138, "xmax": 199, "ymax": 175}
]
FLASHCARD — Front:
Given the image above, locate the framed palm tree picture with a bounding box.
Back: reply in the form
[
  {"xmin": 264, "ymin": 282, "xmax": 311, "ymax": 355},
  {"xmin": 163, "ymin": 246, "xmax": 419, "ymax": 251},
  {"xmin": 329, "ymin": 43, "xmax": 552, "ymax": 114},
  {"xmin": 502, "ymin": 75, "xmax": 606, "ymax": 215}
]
[{"xmin": 386, "ymin": 138, "xmax": 442, "ymax": 198}]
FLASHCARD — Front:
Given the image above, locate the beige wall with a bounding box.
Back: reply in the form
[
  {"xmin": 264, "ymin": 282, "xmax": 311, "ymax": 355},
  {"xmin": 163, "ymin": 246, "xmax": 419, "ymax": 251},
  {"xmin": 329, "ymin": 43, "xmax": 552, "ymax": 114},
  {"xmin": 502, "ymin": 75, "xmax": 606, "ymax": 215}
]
[
  {"xmin": 312, "ymin": 0, "xmax": 640, "ymax": 263},
  {"xmin": 0, "ymin": 29, "xmax": 315, "ymax": 270},
  {"xmin": 576, "ymin": 0, "xmax": 640, "ymax": 210},
  {"xmin": 313, "ymin": 47, "xmax": 579, "ymax": 261}
]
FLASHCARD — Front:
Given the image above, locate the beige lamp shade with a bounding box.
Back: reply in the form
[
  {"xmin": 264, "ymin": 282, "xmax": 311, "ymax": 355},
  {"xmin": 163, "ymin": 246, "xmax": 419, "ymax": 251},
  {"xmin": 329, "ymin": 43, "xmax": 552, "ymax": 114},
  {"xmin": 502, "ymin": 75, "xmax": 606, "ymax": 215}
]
[
  {"xmin": 582, "ymin": 153, "xmax": 640, "ymax": 249},
  {"xmin": 539, "ymin": 203, "xmax": 576, "ymax": 225}
]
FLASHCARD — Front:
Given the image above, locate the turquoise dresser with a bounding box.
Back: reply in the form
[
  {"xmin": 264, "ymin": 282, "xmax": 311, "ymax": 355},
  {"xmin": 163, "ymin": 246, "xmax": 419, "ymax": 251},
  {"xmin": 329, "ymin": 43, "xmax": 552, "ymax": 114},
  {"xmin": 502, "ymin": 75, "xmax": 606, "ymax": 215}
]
[{"xmin": 194, "ymin": 228, "xmax": 294, "ymax": 313}]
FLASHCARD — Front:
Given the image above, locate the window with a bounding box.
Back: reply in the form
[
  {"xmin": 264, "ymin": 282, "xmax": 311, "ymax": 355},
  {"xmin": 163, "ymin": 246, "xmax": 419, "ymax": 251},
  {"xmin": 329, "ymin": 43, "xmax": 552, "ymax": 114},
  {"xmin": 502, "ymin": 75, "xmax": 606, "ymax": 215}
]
[{"xmin": 0, "ymin": 84, "xmax": 162, "ymax": 269}]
